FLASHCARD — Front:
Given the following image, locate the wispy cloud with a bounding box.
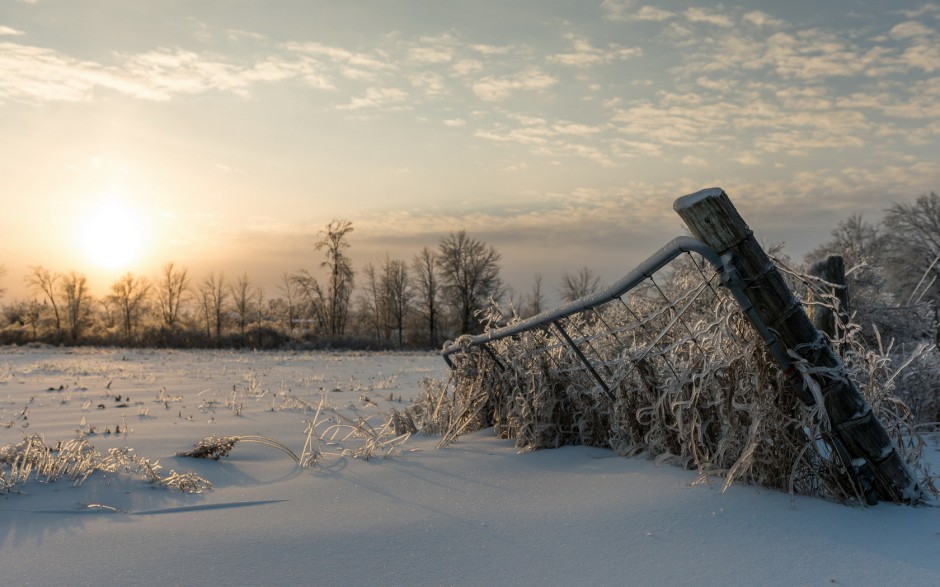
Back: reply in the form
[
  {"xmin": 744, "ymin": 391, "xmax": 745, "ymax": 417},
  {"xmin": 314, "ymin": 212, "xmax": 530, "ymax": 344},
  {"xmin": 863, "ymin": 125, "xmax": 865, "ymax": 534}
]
[
  {"xmin": 741, "ymin": 11, "xmax": 785, "ymax": 28},
  {"xmin": 684, "ymin": 7, "xmax": 734, "ymax": 28},
  {"xmin": 472, "ymin": 67, "xmax": 557, "ymax": 101},
  {"xmin": 601, "ymin": 1, "xmax": 673, "ymax": 22},
  {"xmin": 0, "ymin": 26, "xmax": 26, "ymax": 36},
  {"xmin": 337, "ymin": 86, "xmax": 408, "ymax": 111},
  {"xmin": 548, "ymin": 35, "xmax": 642, "ymax": 67}
]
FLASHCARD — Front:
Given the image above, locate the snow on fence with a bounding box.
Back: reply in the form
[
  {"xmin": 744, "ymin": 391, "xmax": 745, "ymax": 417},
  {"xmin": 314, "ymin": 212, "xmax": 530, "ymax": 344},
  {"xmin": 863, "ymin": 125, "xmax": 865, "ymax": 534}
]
[{"xmin": 438, "ymin": 188, "xmax": 928, "ymax": 505}]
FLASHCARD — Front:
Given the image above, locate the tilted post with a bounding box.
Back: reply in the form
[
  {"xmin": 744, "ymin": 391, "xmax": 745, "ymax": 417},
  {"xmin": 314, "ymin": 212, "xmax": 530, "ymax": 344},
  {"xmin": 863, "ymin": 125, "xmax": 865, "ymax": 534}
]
[
  {"xmin": 674, "ymin": 188, "xmax": 920, "ymax": 504},
  {"xmin": 809, "ymin": 255, "xmax": 849, "ymax": 342}
]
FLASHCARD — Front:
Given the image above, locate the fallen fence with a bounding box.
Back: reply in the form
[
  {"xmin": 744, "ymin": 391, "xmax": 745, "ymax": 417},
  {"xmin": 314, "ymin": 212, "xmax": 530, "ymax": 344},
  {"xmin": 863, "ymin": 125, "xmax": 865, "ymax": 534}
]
[{"xmin": 441, "ymin": 187, "xmax": 922, "ymax": 505}]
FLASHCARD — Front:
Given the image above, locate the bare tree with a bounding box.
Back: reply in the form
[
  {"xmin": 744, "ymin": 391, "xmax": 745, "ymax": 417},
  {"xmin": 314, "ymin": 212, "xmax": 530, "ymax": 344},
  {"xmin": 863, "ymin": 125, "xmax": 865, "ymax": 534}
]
[
  {"xmin": 559, "ymin": 266, "xmax": 601, "ymax": 303},
  {"xmin": 25, "ymin": 266, "xmax": 62, "ymax": 333},
  {"xmin": 382, "ymin": 255, "xmax": 412, "ymax": 346},
  {"xmin": 316, "ymin": 219, "xmax": 355, "ymax": 337},
  {"xmin": 437, "ymin": 230, "xmax": 504, "ymax": 334},
  {"xmin": 199, "ymin": 272, "xmax": 227, "ymax": 340},
  {"xmin": 359, "ymin": 262, "xmax": 386, "ymax": 341},
  {"xmin": 157, "ymin": 262, "xmax": 190, "ymax": 330},
  {"xmin": 806, "ymin": 214, "xmax": 885, "ymax": 268},
  {"xmin": 884, "ymin": 192, "xmax": 940, "ymax": 305},
  {"xmin": 292, "ymin": 270, "xmax": 327, "ymax": 335},
  {"xmin": 277, "ymin": 272, "xmax": 299, "ymax": 336},
  {"xmin": 411, "ymin": 247, "xmax": 440, "ymax": 347},
  {"xmin": 522, "ymin": 273, "xmax": 546, "ymax": 318},
  {"xmin": 61, "ymin": 271, "xmax": 91, "ymax": 343},
  {"xmin": 109, "ymin": 272, "xmax": 151, "ymax": 343},
  {"xmin": 230, "ymin": 273, "xmax": 257, "ymax": 338},
  {"xmin": 882, "ymin": 192, "xmax": 940, "ymax": 342}
]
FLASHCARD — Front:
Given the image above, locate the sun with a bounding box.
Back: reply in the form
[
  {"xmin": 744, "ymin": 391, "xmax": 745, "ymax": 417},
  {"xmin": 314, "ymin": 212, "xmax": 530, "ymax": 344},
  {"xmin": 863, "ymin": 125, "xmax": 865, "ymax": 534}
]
[{"xmin": 80, "ymin": 201, "xmax": 145, "ymax": 271}]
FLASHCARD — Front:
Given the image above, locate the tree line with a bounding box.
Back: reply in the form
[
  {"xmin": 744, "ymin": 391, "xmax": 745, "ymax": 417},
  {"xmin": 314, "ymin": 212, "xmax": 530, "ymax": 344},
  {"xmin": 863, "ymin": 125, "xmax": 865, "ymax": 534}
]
[
  {"xmin": 1, "ymin": 191, "xmax": 935, "ymax": 350},
  {"xmin": 0, "ymin": 219, "xmax": 605, "ymax": 350}
]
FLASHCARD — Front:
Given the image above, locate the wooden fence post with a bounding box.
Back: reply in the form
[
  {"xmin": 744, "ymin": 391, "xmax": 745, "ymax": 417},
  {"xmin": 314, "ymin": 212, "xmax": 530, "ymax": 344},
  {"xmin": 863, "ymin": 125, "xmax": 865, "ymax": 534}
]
[
  {"xmin": 809, "ymin": 255, "xmax": 849, "ymax": 342},
  {"xmin": 674, "ymin": 188, "xmax": 921, "ymax": 504}
]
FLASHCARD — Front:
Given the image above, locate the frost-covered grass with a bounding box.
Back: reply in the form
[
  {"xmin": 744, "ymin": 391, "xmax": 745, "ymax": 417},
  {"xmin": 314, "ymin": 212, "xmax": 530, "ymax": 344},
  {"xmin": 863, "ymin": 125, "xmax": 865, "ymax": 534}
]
[{"xmin": 422, "ymin": 257, "xmax": 937, "ymax": 505}]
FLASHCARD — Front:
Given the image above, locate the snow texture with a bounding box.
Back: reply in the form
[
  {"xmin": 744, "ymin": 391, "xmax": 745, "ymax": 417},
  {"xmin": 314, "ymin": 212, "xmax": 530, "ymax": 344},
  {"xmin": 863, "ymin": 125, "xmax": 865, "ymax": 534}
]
[{"xmin": 1, "ymin": 347, "xmax": 938, "ymax": 586}]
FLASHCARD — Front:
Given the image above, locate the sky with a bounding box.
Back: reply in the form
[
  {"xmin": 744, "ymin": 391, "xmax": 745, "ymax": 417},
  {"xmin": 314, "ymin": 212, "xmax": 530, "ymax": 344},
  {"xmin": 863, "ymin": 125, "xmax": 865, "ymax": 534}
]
[{"xmin": 1, "ymin": 0, "xmax": 938, "ymax": 302}]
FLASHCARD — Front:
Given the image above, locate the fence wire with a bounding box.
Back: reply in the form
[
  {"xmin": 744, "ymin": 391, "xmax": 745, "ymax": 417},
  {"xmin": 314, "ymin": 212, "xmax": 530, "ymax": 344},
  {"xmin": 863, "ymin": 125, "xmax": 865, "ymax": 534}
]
[{"xmin": 433, "ymin": 237, "xmax": 928, "ymax": 502}]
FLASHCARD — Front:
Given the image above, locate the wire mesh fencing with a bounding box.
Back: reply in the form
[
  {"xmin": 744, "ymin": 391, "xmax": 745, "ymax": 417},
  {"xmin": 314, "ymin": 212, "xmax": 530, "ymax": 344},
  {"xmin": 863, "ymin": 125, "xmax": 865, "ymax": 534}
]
[{"xmin": 429, "ymin": 237, "xmax": 935, "ymax": 503}]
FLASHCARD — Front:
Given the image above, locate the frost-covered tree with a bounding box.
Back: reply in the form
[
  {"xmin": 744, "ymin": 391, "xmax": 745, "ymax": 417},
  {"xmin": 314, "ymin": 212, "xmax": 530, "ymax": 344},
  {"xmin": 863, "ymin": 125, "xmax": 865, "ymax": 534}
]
[
  {"xmin": 25, "ymin": 265, "xmax": 62, "ymax": 333},
  {"xmin": 521, "ymin": 273, "xmax": 546, "ymax": 318},
  {"xmin": 108, "ymin": 272, "xmax": 151, "ymax": 343},
  {"xmin": 292, "ymin": 270, "xmax": 327, "ymax": 335},
  {"xmin": 157, "ymin": 262, "xmax": 190, "ymax": 330},
  {"xmin": 359, "ymin": 262, "xmax": 385, "ymax": 340},
  {"xmin": 61, "ymin": 271, "xmax": 91, "ymax": 343},
  {"xmin": 805, "ymin": 214, "xmax": 890, "ymax": 306},
  {"xmin": 559, "ymin": 266, "xmax": 601, "ymax": 303},
  {"xmin": 437, "ymin": 230, "xmax": 504, "ymax": 335},
  {"xmin": 411, "ymin": 246, "xmax": 440, "ymax": 347},
  {"xmin": 199, "ymin": 272, "xmax": 227, "ymax": 340},
  {"xmin": 230, "ymin": 273, "xmax": 258, "ymax": 338},
  {"xmin": 382, "ymin": 256, "xmax": 411, "ymax": 346},
  {"xmin": 316, "ymin": 220, "xmax": 355, "ymax": 337},
  {"xmin": 807, "ymin": 199, "xmax": 938, "ymax": 344},
  {"xmin": 883, "ymin": 192, "xmax": 940, "ymax": 307},
  {"xmin": 276, "ymin": 272, "xmax": 299, "ymax": 336}
]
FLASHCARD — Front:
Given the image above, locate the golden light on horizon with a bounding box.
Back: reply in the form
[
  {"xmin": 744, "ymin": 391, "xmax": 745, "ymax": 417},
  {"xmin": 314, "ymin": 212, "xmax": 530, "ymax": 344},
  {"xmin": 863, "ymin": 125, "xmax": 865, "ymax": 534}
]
[{"xmin": 79, "ymin": 200, "xmax": 148, "ymax": 272}]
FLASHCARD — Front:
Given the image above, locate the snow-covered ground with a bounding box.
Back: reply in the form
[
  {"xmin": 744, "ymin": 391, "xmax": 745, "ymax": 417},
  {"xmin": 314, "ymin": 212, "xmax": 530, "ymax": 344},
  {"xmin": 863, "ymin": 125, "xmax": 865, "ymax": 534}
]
[{"xmin": 1, "ymin": 346, "xmax": 938, "ymax": 586}]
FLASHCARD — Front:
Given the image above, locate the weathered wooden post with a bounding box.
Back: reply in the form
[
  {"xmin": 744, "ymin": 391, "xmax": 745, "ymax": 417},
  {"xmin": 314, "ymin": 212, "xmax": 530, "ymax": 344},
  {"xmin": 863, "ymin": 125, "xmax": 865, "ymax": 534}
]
[
  {"xmin": 674, "ymin": 188, "xmax": 921, "ymax": 504},
  {"xmin": 809, "ymin": 255, "xmax": 849, "ymax": 342}
]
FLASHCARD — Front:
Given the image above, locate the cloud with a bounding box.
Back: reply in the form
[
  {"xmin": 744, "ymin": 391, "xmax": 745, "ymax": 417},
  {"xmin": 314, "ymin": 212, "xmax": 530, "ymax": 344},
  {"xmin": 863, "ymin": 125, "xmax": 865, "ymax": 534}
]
[
  {"xmin": 470, "ymin": 43, "xmax": 514, "ymax": 55},
  {"xmin": 443, "ymin": 118, "xmax": 466, "ymax": 127},
  {"xmin": 601, "ymin": 1, "xmax": 673, "ymax": 22},
  {"xmin": 733, "ymin": 152, "xmax": 761, "ymax": 165},
  {"xmin": 0, "ymin": 42, "xmax": 132, "ymax": 101},
  {"xmin": 685, "ymin": 7, "xmax": 734, "ymax": 28},
  {"xmin": 215, "ymin": 163, "xmax": 245, "ymax": 175},
  {"xmin": 337, "ymin": 86, "xmax": 408, "ymax": 111},
  {"xmin": 889, "ymin": 21, "xmax": 935, "ymax": 39},
  {"xmin": 452, "ymin": 58, "xmax": 483, "ymax": 76},
  {"xmin": 0, "ymin": 41, "xmax": 328, "ymax": 102},
  {"xmin": 408, "ymin": 71, "xmax": 447, "ymax": 96},
  {"xmin": 0, "ymin": 26, "xmax": 26, "ymax": 36},
  {"xmin": 899, "ymin": 4, "xmax": 940, "ymax": 18},
  {"xmin": 226, "ymin": 29, "xmax": 266, "ymax": 42},
  {"xmin": 681, "ymin": 155, "xmax": 707, "ymax": 166},
  {"xmin": 899, "ymin": 37, "xmax": 940, "ymax": 72},
  {"xmin": 408, "ymin": 46, "xmax": 453, "ymax": 64},
  {"xmin": 472, "ymin": 67, "xmax": 557, "ymax": 101},
  {"xmin": 632, "ymin": 6, "xmax": 674, "ymax": 22},
  {"xmin": 552, "ymin": 122, "xmax": 603, "ymax": 136},
  {"xmin": 741, "ymin": 11, "xmax": 786, "ymax": 28},
  {"xmin": 548, "ymin": 36, "xmax": 642, "ymax": 67},
  {"xmin": 282, "ymin": 42, "xmax": 390, "ymax": 80}
]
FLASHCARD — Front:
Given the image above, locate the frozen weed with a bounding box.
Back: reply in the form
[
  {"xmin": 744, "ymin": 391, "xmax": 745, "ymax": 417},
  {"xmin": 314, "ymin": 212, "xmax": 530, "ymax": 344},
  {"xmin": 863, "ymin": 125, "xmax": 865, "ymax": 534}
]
[
  {"xmin": 416, "ymin": 256, "xmax": 938, "ymax": 505},
  {"xmin": 178, "ymin": 435, "xmax": 300, "ymax": 463},
  {"xmin": 0, "ymin": 434, "xmax": 211, "ymax": 494},
  {"xmin": 180, "ymin": 392, "xmax": 414, "ymax": 469}
]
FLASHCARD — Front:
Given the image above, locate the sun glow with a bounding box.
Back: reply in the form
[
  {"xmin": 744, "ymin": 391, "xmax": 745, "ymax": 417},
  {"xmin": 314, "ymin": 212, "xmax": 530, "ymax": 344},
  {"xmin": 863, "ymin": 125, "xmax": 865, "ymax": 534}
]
[{"xmin": 80, "ymin": 201, "xmax": 146, "ymax": 271}]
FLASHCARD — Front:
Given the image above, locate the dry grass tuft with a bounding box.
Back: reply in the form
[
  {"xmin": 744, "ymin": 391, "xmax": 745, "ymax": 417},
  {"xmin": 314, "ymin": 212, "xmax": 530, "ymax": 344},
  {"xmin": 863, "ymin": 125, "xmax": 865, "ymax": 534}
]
[
  {"xmin": 0, "ymin": 434, "xmax": 211, "ymax": 494},
  {"xmin": 179, "ymin": 393, "xmax": 415, "ymax": 469}
]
